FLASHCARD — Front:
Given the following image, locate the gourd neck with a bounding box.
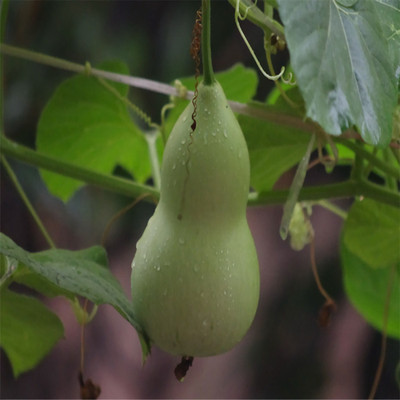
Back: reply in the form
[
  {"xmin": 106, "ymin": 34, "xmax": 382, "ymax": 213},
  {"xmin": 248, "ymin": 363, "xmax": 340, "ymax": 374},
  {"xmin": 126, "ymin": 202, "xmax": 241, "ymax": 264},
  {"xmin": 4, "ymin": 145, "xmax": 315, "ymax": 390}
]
[{"xmin": 202, "ymin": 0, "xmax": 215, "ymax": 86}]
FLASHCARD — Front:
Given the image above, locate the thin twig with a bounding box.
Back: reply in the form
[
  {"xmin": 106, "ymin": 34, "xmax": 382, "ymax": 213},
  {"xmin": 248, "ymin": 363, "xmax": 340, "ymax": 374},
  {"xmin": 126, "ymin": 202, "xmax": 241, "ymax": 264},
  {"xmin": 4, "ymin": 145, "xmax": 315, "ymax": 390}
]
[
  {"xmin": 309, "ymin": 233, "xmax": 334, "ymax": 304},
  {"xmin": 1, "ymin": 156, "xmax": 56, "ymax": 249},
  {"xmin": 101, "ymin": 193, "xmax": 153, "ymax": 247},
  {"xmin": 368, "ymin": 264, "xmax": 397, "ymax": 400}
]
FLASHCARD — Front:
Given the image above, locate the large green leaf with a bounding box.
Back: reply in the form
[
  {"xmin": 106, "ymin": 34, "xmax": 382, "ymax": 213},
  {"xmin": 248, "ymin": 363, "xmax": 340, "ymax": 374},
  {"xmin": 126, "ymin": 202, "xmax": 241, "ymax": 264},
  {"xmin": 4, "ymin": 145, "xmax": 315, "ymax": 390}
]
[
  {"xmin": 277, "ymin": 0, "xmax": 399, "ymax": 146},
  {"xmin": 342, "ymin": 199, "xmax": 400, "ymax": 269},
  {"xmin": 0, "ymin": 289, "xmax": 64, "ymax": 377},
  {"xmin": 341, "ymin": 243, "xmax": 400, "ymax": 338},
  {"xmin": 36, "ymin": 60, "xmax": 150, "ymax": 202},
  {"xmin": 374, "ymin": 0, "xmax": 400, "ymax": 81},
  {"xmin": 0, "ymin": 233, "xmax": 150, "ymax": 357}
]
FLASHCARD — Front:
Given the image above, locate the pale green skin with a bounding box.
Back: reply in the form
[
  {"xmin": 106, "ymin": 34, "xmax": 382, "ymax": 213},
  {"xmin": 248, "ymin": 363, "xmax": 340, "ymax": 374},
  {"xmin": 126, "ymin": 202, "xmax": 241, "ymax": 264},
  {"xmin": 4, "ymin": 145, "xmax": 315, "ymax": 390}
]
[{"xmin": 131, "ymin": 81, "xmax": 260, "ymax": 357}]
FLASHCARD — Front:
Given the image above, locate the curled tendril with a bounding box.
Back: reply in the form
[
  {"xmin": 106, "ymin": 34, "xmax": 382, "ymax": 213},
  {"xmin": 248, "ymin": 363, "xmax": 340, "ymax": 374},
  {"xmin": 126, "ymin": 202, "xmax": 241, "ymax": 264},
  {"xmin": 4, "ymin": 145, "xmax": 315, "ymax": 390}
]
[
  {"xmin": 281, "ymin": 71, "xmax": 296, "ymax": 85},
  {"xmin": 237, "ymin": 0, "xmax": 257, "ymax": 21},
  {"xmin": 234, "ymin": 0, "xmax": 285, "ymax": 81}
]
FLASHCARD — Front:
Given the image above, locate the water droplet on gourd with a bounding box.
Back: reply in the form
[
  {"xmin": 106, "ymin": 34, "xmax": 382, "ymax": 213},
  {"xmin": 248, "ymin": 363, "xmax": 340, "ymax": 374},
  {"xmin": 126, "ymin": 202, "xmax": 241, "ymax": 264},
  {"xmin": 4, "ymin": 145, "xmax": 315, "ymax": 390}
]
[
  {"xmin": 223, "ymin": 130, "xmax": 228, "ymax": 138},
  {"xmin": 181, "ymin": 139, "xmax": 186, "ymax": 145},
  {"xmin": 212, "ymin": 132, "xmax": 216, "ymax": 137},
  {"xmin": 172, "ymin": 163, "xmax": 176, "ymax": 170},
  {"xmin": 178, "ymin": 238, "xmax": 185, "ymax": 245},
  {"xmin": 193, "ymin": 265, "xmax": 199, "ymax": 272},
  {"xmin": 183, "ymin": 116, "xmax": 187, "ymax": 122}
]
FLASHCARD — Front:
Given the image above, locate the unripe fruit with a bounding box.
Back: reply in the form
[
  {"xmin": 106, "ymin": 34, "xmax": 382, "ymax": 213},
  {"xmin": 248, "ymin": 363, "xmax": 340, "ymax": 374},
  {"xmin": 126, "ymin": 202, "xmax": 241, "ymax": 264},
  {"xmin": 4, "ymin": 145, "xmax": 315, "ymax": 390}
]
[{"xmin": 131, "ymin": 80, "xmax": 260, "ymax": 357}]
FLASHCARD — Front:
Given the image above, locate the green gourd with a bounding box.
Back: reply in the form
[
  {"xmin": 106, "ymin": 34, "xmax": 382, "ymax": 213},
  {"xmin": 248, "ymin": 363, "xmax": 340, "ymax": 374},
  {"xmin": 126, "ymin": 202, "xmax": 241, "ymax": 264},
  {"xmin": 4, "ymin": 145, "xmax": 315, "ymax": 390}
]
[{"xmin": 131, "ymin": 80, "xmax": 260, "ymax": 357}]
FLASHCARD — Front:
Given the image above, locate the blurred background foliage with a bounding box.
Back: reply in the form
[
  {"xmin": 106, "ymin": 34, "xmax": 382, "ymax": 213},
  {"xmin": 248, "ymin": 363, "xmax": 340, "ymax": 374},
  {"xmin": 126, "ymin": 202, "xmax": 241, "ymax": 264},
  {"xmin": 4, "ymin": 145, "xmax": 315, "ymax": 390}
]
[{"xmin": 1, "ymin": 1, "xmax": 399, "ymax": 398}]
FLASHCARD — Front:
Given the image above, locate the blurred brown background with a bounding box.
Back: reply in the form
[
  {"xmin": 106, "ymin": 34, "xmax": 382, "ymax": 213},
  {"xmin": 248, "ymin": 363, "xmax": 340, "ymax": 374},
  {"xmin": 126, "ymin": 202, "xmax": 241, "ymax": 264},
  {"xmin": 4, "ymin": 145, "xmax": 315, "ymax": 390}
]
[{"xmin": 1, "ymin": 1, "xmax": 399, "ymax": 398}]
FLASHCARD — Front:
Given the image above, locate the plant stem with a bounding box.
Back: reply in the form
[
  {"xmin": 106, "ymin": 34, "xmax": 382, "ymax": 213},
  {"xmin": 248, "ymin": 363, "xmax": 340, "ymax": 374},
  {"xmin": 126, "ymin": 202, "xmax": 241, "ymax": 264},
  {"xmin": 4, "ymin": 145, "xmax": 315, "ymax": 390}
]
[
  {"xmin": 1, "ymin": 156, "xmax": 56, "ymax": 248},
  {"xmin": 2, "ymin": 135, "xmax": 399, "ymax": 208},
  {"xmin": 249, "ymin": 180, "xmax": 400, "ymax": 208},
  {"xmin": 2, "ymin": 43, "xmax": 400, "ymax": 156},
  {"xmin": 0, "ymin": 135, "xmax": 159, "ymax": 202},
  {"xmin": 0, "ymin": 43, "xmax": 183, "ymax": 98},
  {"xmin": 337, "ymin": 138, "xmax": 400, "ymax": 180},
  {"xmin": 280, "ymin": 134, "xmax": 316, "ymax": 239},
  {"xmin": 202, "ymin": 0, "xmax": 215, "ymax": 85},
  {"xmin": 227, "ymin": 0, "xmax": 285, "ymax": 39},
  {"xmin": 313, "ymin": 200, "xmax": 347, "ymax": 219}
]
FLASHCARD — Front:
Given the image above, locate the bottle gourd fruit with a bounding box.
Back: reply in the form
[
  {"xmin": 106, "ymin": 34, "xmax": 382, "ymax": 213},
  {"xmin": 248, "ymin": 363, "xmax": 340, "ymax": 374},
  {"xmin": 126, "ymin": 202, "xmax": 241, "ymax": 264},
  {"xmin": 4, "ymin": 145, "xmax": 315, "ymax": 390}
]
[{"xmin": 131, "ymin": 80, "xmax": 260, "ymax": 357}]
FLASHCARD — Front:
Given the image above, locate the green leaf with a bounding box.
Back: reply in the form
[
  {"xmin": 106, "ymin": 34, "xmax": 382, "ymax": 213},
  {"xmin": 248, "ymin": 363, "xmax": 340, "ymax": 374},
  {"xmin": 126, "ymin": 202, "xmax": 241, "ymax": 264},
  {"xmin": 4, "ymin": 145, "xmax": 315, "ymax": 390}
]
[
  {"xmin": 36, "ymin": 60, "xmax": 150, "ymax": 202},
  {"xmin": 239, "ymin": 91, "xmax": 312, "ymax": 192},
  {"xmin": 341, "ymin": 243, "xmax": 400, "ymax": 339},
  {"xmin": 326, "ymin": 142, "xmax": 355, "ymax": 166},
  {"xmin": 277, "ymin": 0, "xmax": 399, "ymax": 146},
  {"xmin": 374, "ymin": 0, "xmax": 400, "ymax": 82},
  {"xmin": 13, "ymin": 246, "xmax": 108, "ymax": 298},
  {"xmin": 0, "ymin": 233, "xmax": 151, "ymax": 358},
  {"xmin": 342, "ymin": 199, "xmax": 400, "ymax": 269},
  {"xmin": 163, "ymin": 64, "xmax": 258, "ymax": 138},
  {"xmin": 0, "ymin": 289, "xmax": 64, "ymax": 378}
]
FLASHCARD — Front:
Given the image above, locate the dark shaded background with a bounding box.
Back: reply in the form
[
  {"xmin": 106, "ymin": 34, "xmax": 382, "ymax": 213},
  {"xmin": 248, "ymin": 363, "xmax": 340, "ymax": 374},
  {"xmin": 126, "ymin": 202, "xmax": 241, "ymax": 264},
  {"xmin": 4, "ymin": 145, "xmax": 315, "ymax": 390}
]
[{"xmin": 1, "ymin": 1, "xmax": 399, "ymax": 398}]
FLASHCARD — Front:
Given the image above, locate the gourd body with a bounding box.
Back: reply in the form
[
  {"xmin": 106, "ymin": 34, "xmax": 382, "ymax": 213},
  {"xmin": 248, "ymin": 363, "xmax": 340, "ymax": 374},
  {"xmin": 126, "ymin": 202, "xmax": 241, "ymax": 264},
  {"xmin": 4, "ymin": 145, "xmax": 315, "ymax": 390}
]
[{"xmin": 131, "ymin": 81, "xmax": 259, "ymax": 357}]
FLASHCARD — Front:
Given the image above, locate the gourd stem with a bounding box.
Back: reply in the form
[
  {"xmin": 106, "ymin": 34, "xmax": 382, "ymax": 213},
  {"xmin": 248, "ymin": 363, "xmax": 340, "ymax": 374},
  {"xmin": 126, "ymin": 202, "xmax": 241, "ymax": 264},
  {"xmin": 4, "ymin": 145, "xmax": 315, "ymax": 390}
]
[{"xmin": 202, "ymin": 0, "xmax": 215, "ymax": 85}]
